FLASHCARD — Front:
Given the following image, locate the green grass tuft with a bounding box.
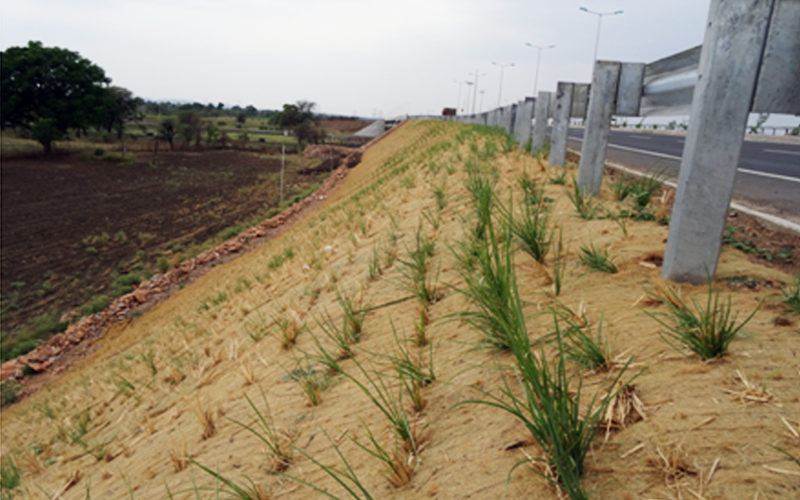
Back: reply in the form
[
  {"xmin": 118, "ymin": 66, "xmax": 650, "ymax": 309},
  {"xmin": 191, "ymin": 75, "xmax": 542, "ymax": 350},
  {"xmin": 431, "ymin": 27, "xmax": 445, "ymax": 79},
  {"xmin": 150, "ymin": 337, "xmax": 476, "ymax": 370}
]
[
  {"xmin": 645, "ymin": 281, "xmax": 761, "ymax": 360},
  {"xmin": 578, "ymin": 243, "xmax": 618, "ymax": 274},
  {"xmin": 566, "ymin": 180, "xmax": 601, "ymax": 220}
]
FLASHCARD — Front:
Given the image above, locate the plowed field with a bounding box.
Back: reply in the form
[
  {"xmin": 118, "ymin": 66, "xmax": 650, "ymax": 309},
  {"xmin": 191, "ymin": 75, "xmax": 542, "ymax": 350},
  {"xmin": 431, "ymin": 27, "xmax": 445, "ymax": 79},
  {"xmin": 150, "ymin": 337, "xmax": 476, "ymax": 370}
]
[{"xmin": 1, "ymin": 149, "xmax": 322, "ymax": 334}]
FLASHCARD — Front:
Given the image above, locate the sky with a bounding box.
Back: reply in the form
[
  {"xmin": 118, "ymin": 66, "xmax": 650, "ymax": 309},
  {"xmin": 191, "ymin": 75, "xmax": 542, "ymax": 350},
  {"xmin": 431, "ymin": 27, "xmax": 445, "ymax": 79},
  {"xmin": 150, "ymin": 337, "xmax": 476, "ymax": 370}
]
[{"xmin": 2, "ymin": 0, "xmax": 791, "ymax": 125}]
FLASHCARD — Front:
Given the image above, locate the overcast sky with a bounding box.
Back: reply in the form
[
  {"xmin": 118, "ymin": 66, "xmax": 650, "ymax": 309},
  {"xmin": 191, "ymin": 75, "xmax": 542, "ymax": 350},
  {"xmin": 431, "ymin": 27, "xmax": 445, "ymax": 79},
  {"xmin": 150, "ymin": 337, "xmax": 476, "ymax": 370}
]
[{"xmin": 2, "ymin": 1, "xmax": 717, "ymax": 118}]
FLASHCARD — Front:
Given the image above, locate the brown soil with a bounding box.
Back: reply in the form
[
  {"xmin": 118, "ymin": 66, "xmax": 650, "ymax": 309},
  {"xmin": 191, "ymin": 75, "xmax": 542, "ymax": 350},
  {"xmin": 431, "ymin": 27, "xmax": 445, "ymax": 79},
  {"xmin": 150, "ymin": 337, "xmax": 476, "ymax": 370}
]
[
  {"xmin": 601, "ymin": 165, "xmax": 800, "ymax": 278},
  {"xmin": 318, "ymin": 118, "xmax": 372, "ymax": 134},
  {"xmin": 1, "ymin": 121, "xmax": 798, "ymax": 500},
  {"xmin": 0, "ymin": 149, "xmax": 325, "ymax": 335}
]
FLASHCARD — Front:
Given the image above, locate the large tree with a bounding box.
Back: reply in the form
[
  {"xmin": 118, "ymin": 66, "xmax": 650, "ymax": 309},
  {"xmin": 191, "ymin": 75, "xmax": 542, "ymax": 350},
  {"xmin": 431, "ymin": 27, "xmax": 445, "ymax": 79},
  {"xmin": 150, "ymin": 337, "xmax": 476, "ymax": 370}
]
[
  {"xmin": 272, "ymin": 100, "xmax": 317, "ymax": 128},
  {"xmin": 1, "ymin": 41, "xmax": 111, "ymax": 152}
]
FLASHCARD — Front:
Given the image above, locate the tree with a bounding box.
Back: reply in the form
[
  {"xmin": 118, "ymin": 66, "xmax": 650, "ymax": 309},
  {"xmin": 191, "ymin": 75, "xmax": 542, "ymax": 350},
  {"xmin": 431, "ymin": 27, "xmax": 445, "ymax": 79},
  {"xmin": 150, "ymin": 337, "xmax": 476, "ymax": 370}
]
[
  {"xmin": 159, "ymin": 118, "xmax": 177, "ymax": 150},
  {"xmin": 98, "ymin": 86, "xmax": 142, "ymax": 139},
  {"xmin": 295, "ymin": 121, "xmax": 326, "ymax": 146},
  {"xmin": 273, "ymin": 100, "xmax": 317, "ymax": 128},
  {"xmin": 0, "ymin": 41, "xmax": 112, "ymax": 153},
  {"xmin": 177, "ymin": 110, "xmax": 203, "ymax": 148},
  {"xmin": 296, "ymin": 100, "xmax": 317, "ymax": 118}
]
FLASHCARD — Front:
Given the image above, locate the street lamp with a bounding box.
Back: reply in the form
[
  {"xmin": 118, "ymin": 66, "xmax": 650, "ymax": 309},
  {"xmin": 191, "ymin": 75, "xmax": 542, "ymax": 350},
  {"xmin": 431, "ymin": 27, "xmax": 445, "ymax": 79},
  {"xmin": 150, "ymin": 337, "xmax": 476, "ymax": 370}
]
[
  {"xmin": 464, "ymin": 81, "xmax": 474, "ymax": 114},
  {"xmin": 469, "ymin": 70, "xmax": 487, "ymax": 115},
  {"xmin": 453, "ymin": 79, "xmax": 463, "ymax": 114},
  {"xmin": 479, "ymin": 90, "xmax": 485, "ymax": 113},
  {"xmin": 579, "ymin": 7, "xmax": 623, "ymax": 65},
  {"xmin": 492, "ymin": 61, "xmax": 514, "ymax": 109},
  {"xmin": 525, "ymin": 43, "xmax": 555, "ymax": 97}
]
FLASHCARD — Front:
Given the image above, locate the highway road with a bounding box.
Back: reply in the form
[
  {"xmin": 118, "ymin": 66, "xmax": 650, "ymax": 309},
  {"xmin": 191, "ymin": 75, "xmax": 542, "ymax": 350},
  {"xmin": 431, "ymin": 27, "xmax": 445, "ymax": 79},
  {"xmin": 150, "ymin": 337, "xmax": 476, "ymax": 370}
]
[{"xmin": 565, "ymin": 129, "xmax": 800, "ymax": 226}]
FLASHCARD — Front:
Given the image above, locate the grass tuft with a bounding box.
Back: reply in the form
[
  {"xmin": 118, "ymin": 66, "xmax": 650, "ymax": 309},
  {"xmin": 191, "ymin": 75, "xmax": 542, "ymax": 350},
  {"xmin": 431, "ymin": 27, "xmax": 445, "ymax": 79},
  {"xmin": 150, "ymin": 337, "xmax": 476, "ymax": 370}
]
[
  {"xmin": 557, "ymin": 312, "xmax": 612, "ymax": 371},
  {"xmin": 578, "ymin": 243, "xmax": 618, "ymax": 274},
  {"xmin": 273, "ymin": 307, "xmax": 303, "ymax": 350},
  {"xmin": 228, "ymin": 387, "xmax": 294, "ymax": 472},
  {"xmin": 779, "ymin": 277, "xmax": 800, "ymax": 315},
  {"xmin": 344, "ymin": 358, "xmax": 426, "ymax": 455},
  {"xmin": 0, "ymin": 457, "xmax": 21, "ymax": 494},
  {"xmin": 194, "ymin": 400, "xmax": 217, "ymax": 440},
  {"xmin": 451, "ymin": 211, "xmax": 527, "ymax": 351},
  {"xmin": 277, "ymin": 430, "xmax": 376, "ymax": 500},
  {"xmin": 645, "ymin": 280, "xmax": 761, "ymax": 360},
  {"xmin": 507, "ymin": 192, "xmax": 552, "ymax": 263},
  {"xmin": 456, "ymin": 309, "xmax": 634, "ymax": 500},
  {"xmin": 611, "ymin": 170, "xmax": 664, "ymax": 209},
  {"xmin": 566, "ymin": 180, "xmax": 600, "ymax": 220},
  {"xmin": 191, "ymin": 460, "xmax": 271, "ymax": 500}
]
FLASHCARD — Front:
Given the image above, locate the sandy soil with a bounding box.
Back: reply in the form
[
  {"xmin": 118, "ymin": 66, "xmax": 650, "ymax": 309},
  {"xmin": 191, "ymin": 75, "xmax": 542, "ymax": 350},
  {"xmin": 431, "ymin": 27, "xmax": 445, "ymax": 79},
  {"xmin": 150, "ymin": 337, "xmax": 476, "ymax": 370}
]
[{"xmin": 1, "ymin": 121, "xmax": 798, "ymax": 500}]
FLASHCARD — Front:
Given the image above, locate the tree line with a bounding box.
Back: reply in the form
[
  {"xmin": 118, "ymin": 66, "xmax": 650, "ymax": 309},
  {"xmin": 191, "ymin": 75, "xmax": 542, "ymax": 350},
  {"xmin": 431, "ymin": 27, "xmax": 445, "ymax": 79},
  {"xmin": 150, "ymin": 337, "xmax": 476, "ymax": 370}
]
[{"xmin": 1, "ymin": 41, "xmax": 331, "ymax": 153}]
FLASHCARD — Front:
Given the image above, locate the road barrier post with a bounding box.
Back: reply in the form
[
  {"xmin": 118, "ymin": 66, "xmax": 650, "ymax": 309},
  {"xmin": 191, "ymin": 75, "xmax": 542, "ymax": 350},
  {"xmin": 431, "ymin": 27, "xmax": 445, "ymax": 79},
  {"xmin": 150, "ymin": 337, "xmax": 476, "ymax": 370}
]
[
  {"xmin": 516, "ymin": 99, "xmax": 534, "ymax": 149},
  {"xmin": 662, "ymin": 0, "xmax": 775, "ymax": 284},
  {"xmin": 549, "ymin": 82, "xmax": 575, "ymax": 167},
  {"xmin": 531, "ymin": 91, "xmax": 552, "ymax": 155},
  {"xmin": 577, "ymin": 61, "xmax": 621, "ymax": 195},
  {"xmin": 506, "ymin": 104, "xmax": 517, "ymax": 135}
]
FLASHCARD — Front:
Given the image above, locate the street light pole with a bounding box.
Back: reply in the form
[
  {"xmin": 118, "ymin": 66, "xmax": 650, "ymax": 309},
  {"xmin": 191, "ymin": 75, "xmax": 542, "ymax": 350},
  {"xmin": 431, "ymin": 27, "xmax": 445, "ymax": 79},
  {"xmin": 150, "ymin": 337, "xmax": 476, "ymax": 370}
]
[
  {"xmin": 479, "ymin": 90, "xmax": 485, "ymax": 113},
  {"xmin": 525, "ymin": 43, "xmax": 555, "ymax": 97},
  {"xmin": 469, "ymin": 70, "xmax": 487, "ymax": 115},
  {"xmin": 453, "ymin": 79, "xmax": 463, "ymax": 114},
  {"xmin": 492, "ymin": 61, "xmax": 514, "ymax": 109},
  {"xmin": 464, "ymin": 81, "xmax": 474, "ymax": 114},
  {"xmin": 579, "ymin": 7, "xmax": 623, "ymax": 67}
]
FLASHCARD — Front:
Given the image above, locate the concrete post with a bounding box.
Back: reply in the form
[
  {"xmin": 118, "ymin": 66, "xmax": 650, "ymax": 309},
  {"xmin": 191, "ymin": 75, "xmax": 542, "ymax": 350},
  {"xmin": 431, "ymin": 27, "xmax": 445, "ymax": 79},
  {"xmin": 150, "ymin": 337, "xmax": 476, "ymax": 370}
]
[
  {"xmin": 549, "ymin": 82, "xmax": 574, "ymax": 167},
  {"xmin": 577, "ymin": 61, "xmax": 621, "ymax": 196},
  {"xmin": 512, "ymin": 101, "xmax": 524, "ymax": 141},
  {"xmin": 531, "ymin": 91, "xmax": 552, "ymax": 155},
  {"xmin": 506, "ymin": 104, "xmax": 517, "ymax": 135},
  {"xmin": 516, "ymin": 99, "xmax": 534, "ymax": 149},
  {"xmin": 662, "ymin": 0, "xmax": 774, "ymax": 284}
]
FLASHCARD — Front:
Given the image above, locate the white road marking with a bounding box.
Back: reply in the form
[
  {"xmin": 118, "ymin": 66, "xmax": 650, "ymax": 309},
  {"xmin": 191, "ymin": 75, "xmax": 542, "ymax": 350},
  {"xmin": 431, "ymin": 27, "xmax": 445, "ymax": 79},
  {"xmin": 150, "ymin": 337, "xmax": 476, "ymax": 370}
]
[
  {"xmin": 569, "ymin": 138, "xmax": 800, "ymax": 183},
  {"xmin": 737, "ymin": 168, "xmax": 800, "ymax": 183},
  {"xmin": 764, "ymin": 148, "xmax": 800, "ymax": 157}
]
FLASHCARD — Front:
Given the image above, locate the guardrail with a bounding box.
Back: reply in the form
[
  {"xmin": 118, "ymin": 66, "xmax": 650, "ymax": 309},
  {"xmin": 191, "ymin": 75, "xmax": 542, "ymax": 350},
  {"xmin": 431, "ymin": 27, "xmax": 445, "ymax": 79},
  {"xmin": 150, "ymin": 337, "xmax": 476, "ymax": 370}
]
[{"xmin": 409, "ymin": 0, "xmax": 799, "ymax": 284}]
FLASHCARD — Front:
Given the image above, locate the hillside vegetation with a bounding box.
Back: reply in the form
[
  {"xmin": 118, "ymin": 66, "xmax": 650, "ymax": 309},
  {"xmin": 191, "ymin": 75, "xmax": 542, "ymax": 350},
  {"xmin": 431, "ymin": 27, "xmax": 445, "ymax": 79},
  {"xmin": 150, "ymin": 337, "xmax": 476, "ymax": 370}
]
[{"xmin": 1, "ymin": 120, "xmax": 798, "ymax": 500}]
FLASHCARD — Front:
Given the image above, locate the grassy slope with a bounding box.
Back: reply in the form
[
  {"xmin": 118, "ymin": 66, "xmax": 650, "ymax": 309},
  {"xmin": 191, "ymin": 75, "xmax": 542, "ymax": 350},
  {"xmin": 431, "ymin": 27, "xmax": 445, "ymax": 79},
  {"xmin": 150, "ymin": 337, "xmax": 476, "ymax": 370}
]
[{"xmin": 1, "ymin": 120, "xmax": 798, "ymax": 500}]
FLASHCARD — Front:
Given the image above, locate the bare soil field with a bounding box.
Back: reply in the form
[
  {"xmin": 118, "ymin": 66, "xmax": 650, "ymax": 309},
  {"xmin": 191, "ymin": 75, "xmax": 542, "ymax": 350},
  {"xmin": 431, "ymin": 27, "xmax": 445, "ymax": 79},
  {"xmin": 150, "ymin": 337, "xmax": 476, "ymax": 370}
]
[
  {"xmin": 1, "ymin": 121, "xmax": 798, "ymax": 500},
  {"xmin": 1, "ymin": 149, "xmax": 324, "ymax": 340},
  {"xmin": 318, "ymin": 118, "xmax": 372, "ymax": 134}
]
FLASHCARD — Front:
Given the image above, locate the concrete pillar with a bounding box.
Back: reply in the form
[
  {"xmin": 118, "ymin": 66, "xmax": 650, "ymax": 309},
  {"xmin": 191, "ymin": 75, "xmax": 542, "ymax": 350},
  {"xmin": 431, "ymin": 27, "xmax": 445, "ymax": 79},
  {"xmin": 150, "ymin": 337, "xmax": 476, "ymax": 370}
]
[
  {"xmin": 662, "ymin": 0, "xmax": 774, "ymax": 284},
  {"xmin": 512, "ymin": 101, "xmax": 523, "ymax": 140},
  {"xmin": 531, "ymin": 91, "xmax": 552, "ymax": 155},
  {"xmin": 516, "ymin": 99, "xmax": 534, "ymax": 149},
  {"xmin": 577, "ymin": 61, "xmax": 621, "ymax": 196},
  {"xmin": 506, "ymin": 104, "xmax": 517, "ymax": 135},
  {"xmin": 549, "ymin": 82, "xmax": 574, "ymax": 167}
]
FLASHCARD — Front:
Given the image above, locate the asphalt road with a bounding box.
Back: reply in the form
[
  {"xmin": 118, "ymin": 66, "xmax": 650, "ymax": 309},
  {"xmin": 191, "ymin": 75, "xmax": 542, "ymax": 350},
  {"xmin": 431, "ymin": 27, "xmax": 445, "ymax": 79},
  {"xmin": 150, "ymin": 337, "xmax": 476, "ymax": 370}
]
[{"xmin": 565, "ymin": 129, "xmax": 800, "ymax": 225}]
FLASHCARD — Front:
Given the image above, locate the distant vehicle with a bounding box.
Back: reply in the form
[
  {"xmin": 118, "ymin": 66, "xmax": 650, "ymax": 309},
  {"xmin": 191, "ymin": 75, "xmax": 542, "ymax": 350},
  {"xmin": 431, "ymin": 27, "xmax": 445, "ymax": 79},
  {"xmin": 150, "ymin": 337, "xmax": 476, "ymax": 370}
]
[{"xmin": 442, "ymin": 108, "xmax": 456, "ymax": 117}]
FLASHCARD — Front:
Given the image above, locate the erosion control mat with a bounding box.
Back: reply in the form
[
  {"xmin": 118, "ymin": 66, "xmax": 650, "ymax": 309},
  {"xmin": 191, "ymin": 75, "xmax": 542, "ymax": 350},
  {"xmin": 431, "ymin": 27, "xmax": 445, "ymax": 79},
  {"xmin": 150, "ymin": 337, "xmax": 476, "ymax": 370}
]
[{"xmin": 1, "ymin": 120, "xmax": 798, "ymax": 500}]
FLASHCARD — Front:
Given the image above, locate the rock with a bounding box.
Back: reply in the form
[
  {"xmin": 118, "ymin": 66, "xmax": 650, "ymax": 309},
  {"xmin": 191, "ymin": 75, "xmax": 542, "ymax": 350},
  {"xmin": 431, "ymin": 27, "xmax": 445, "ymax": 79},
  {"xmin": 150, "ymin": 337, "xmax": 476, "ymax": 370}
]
[
  {"xmin": 26, "ymin": 360, "xmax": 52, "ymax": 373},
  {"xmin": 133, "ymin": 288, "xmax": 149, "ymax": 303}
]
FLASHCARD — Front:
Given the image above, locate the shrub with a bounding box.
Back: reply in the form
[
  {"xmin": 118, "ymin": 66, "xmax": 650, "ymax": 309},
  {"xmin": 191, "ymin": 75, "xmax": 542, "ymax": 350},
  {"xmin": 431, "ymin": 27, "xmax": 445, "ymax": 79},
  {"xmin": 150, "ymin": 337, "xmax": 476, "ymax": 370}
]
[
  {"xmin": 85, "ymin": 295, "xmax": 110, "ymax": 315},
  {"xmin": 0, "ymin": 379, "xmax": 21, "ymax": 408},
  {"xmin": 112, "ymin": 270, "xmax": 150, "ymax": 295},
  {"xmin": 0, "ymin": 337, "xmax": 38, "ymax": 363}
]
